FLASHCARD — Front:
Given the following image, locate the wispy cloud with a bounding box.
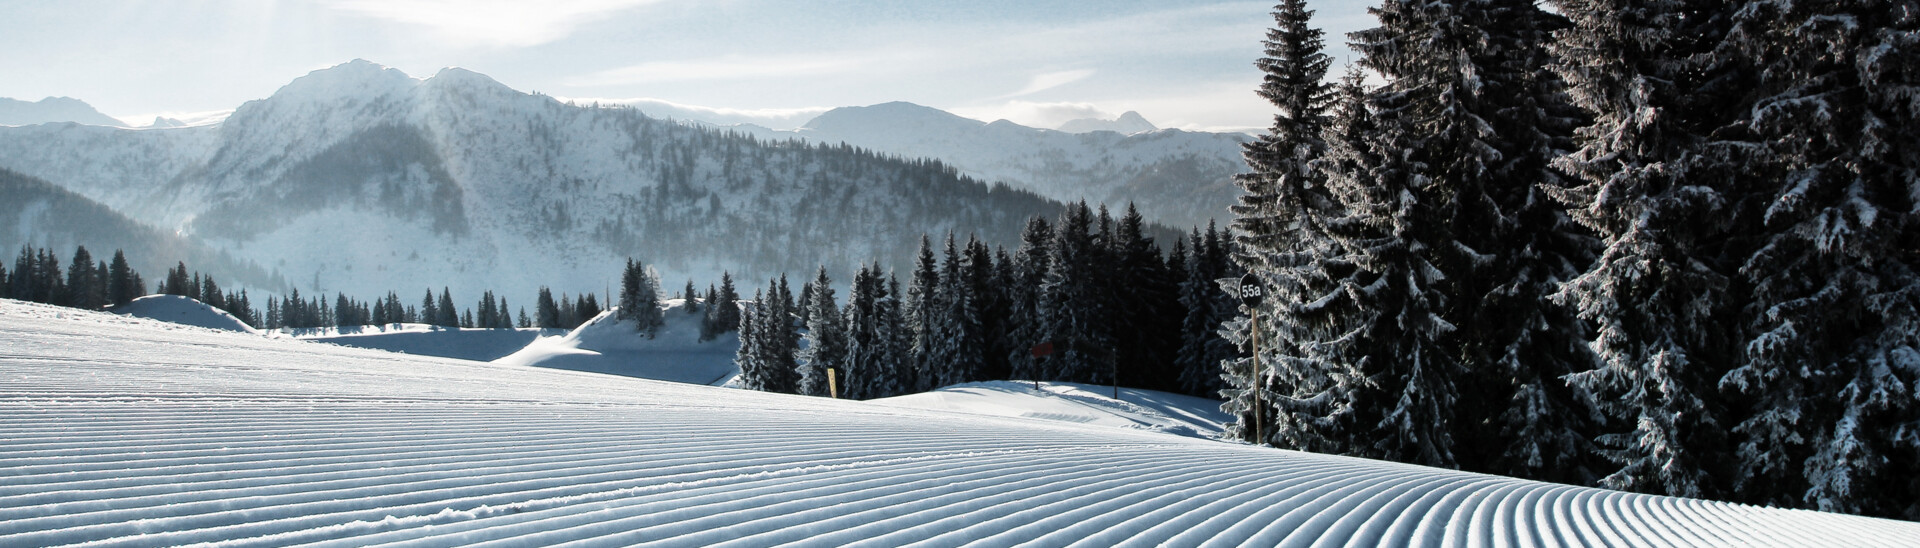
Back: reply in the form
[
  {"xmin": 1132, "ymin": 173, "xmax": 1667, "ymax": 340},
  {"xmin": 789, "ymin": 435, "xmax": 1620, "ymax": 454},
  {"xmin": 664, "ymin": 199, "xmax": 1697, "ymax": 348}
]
[
  {"xmin": 998, "ymin": 69, "xmax": 1095, "ymax": 99},
  {"xmin": 552, "ymin": 96, "xmax": 829, "ymax": 128},
  {"xmin": 323, "ymin": 0, "xmax": 664, "ymax": 47},
  {"xmin": 950, "ymin": 100, "xmax": 1110, "ymax": 129},
  {"xmin": 565, "ymin": 49, "xmax": 922, "ymax": 87}
]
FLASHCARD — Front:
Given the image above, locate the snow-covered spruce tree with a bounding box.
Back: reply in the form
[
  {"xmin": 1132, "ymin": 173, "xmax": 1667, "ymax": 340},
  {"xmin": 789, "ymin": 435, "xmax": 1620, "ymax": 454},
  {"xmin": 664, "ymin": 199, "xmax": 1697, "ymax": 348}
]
[
  {"xmin": 106, "ymin": 250, "xmax": 136, "ymax": 307},
  {"xmin": 1358, "ymin": 0, "xmax": 1601, "ymax": 483},
  {"xmin": 733, "ymin": 289, "xmax": 767, "ymax": 391},
  {"xmin": 1108, "ymin": 204, "xmax": 1182, "ymax": 392},
  {"xmin": 701, "ymin": 272, "xmax": 742, "ymax": 341},
  {"xmin": 1548, "ymin": 0, "xmax": 1749, "ymax": 499},
  {"xmin": 1005, "ymin": 216, "xmax": 1054, "ymax": 382},
  {"xmin": 64, "ymin": 246, "xmax": 102, "ymax": 310},
  {"xmin": 763, "ymin": 276, "xmax": 801, "ymax": 394},
  {"xmin": 1038, "ymin": 202, "xmax": 1113, "ymax": 385},
  {"xmin": 878, "ymin": 273, "xmax": 913, "ymax": 397},
  {"xmin": 622, "ymin": 260, "xmax": 665, "ymax": 336},
  {"xmin": 926, "ymin": 233, "xmax": 985, "ymax": 388},
  {"xmin": 618, "ymin": 258, "xmax": 641, "ymax": 321},
  {"xmin": 1221, "ymin": 0, "xmax": 1338, "ymax": 446},
  {"xmin": 796, "ymin": 279, "xmax": 816, "ymax": 329},
  {"xmin": 683, "ymin": 280, "xmax": 699, "ymax": 314},
  {"xmin": 905, "ymin": 236, "xmax": 942, "ymax": 392},
  {"xmin": 965, "ymin": 237, "xmax": 1012, "ymax": 381},
  {"xmin": 437, "ymin": 288, "xmax": 458, "ymax": 328},
  {"xmin": 797, "ymin": 267, "xmax": 847, "ymax": 397},
  {"xmin": 1712, "ymin": 0, "xmax": 1920, "ymax": 517},
  {"xmin": 842, "ymin": 264, "xmax": 892, "ymax": 400},
  {"xmin": 1178, "ymin": 223, "xmax": 1241, "ymax": 399},
  {"xmin": 536, "ymin": 287, "xmax": 558, "ymax": 329}
]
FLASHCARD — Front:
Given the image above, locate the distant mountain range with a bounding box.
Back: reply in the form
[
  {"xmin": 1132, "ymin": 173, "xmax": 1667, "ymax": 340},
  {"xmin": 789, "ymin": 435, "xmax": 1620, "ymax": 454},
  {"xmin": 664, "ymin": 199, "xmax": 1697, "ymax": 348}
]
[
  {"xmin": 693, "ymin": 102, "xmax": 1247, "ymax": 231},
  {"xmin": 0, "ymin": 60, "xmax": 1216, "ymax": 301}
]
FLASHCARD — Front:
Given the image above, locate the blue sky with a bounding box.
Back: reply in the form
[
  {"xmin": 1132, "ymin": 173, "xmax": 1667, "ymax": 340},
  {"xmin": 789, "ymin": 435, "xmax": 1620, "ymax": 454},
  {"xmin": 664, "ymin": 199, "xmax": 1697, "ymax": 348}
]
[{"xmin": 0, "ymin": 0, "xmax": 1374, "ymax": 132}]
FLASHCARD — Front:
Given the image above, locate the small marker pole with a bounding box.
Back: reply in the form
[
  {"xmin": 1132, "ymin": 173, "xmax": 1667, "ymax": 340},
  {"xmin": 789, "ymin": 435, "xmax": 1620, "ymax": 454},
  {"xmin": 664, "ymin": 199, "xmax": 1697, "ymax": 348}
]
[
  {"xmin": 1250, "ymin": 312, "xmax": 1261, "ymax": 445},
  {"xmin": 1238, "ymin": 273, "xmax": 1266, "ymax": 446},
  {"xmin": 828, "ymin": 368, "xmax": 839, "ymax": 399}
]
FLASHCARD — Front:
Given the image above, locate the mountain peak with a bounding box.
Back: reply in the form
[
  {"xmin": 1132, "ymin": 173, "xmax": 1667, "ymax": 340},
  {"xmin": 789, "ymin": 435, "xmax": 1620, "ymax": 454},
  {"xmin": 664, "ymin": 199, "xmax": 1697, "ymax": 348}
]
[
  {"xmin": 271, "ymin": 60, "xmax": 420, "ymax": 102},
  {"xmin": 802, "ymin": 101, "xmax": 985, "ymax": 134},
  {"xmin": 1057, "ymin": 111, "xmax": 1156, "ymax": 135}
]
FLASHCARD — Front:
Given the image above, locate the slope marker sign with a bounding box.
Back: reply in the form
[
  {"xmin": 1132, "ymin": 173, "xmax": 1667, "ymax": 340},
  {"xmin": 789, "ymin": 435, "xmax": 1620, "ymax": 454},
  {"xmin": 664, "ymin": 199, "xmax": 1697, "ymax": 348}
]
[{"xmin": 1238, "ymin": 273, "xmax": 1264, "ymax": 307}]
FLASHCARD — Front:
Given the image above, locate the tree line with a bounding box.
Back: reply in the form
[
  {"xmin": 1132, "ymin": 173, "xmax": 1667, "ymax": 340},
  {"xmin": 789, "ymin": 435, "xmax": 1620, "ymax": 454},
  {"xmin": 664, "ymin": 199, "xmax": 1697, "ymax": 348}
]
[
  {"xmin": 1234, "ymin": 0, "xmax": 1918, "ymax": 519},
  {"xmin": 731, "ymin": 202, "xmax": 1243, "ymax": 401}
]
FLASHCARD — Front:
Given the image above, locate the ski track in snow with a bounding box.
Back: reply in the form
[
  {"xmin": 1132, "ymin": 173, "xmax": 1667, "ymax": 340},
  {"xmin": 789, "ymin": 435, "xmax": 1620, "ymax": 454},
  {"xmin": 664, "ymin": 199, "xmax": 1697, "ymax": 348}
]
[{"xmin": 2, "ymin": 300, "xmax": 1916, "ymax": 547}]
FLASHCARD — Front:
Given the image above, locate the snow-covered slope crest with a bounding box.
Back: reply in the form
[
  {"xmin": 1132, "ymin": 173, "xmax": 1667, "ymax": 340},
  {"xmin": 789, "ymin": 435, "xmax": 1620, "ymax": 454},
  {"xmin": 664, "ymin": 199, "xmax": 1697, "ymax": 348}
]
[
  {"xmin": 5, "ymin": 299, "xmax": 1919, "ymax": 547},
  {"xmin": 110, "ymin": 294, "xmax": 258, "ymax": 334},
  {"xmin": 873, "ymin": 381, "xmax": 1231, "ymax": 440},
  {"xmin": 495, "ymin": 300, "xmax": 740, "ymax": 386}
]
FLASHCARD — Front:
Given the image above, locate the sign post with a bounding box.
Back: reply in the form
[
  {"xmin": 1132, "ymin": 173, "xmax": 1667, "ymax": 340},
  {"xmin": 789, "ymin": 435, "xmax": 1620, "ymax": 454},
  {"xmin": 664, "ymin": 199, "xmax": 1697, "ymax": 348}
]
[
  {"xmin": 1238, "ymin": 273, "xmax": 1265, "ymax": 445},
  {"xmin": 1028, "ymin": 342, "xmax": 1054, "ymax": 391},
  {"xmin": 828, "ymin": 368, "xmax": 839, "ymax": 399}
]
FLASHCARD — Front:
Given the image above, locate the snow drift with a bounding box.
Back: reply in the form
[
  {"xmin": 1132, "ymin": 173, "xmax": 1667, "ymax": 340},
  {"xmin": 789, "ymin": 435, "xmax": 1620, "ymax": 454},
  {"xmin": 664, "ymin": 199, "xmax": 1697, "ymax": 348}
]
[
  {"xmin": 494, "ymin": 300, "xmax": 740, "ymax": 386},
  {"xmin": 2, "ymin": 299, "xmax": 1916, "ymax": 546},
  {"xmin": 110, "ymin": 294, "xmax": 257, "ymax": 334},
  {"xmin": 873, "ymin": 381, "xmax": 1232, "ymax": 440}
]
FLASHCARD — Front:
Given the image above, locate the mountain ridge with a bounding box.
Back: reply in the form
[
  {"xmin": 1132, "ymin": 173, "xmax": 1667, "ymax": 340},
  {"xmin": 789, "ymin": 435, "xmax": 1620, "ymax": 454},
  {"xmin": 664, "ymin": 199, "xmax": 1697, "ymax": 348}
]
[{"xmin": 0, "ymin": 60, "xmax": 1158, "ymax": 302}]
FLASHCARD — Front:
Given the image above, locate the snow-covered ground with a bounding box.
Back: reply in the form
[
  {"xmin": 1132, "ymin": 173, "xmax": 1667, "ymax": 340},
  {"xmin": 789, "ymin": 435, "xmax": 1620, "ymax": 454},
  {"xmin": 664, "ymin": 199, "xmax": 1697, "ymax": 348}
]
[
  {"xmin": 495, "ymin": 300, "xmax": 740, "ymax": 386},
  {"xmin": 4, "ymin": 299, "xmax": 1918, "ymax": 546},
  {"xmin": 277, "ymin": 323, "xmax": 558, "ymax": 362},
  {"xmin": 111, "ymin": 294, "xmax": 258, "ymax": 334},
  {"xmin": 874, "ymin": 381, "xmax": 1232, "ymax": 440}
]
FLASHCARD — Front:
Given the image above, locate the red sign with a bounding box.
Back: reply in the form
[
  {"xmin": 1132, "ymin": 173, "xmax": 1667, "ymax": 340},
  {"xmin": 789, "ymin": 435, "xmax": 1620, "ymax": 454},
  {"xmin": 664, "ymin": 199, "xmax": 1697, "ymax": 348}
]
[{"xmin": 1030, "ymin": 342, "xmax": 1055, "ymax": 357}]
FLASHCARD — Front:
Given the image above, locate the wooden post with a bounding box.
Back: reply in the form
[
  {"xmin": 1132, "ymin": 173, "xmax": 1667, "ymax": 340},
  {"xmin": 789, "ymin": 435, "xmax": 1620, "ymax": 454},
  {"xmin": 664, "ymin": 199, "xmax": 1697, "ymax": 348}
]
[
  {"xmin": 1250, "ymin": 313, "xmax": 1262, "ymax": 445},
  {"xmin": 828, "ymin": 368, "xmax": 839, "ymax": 399}
]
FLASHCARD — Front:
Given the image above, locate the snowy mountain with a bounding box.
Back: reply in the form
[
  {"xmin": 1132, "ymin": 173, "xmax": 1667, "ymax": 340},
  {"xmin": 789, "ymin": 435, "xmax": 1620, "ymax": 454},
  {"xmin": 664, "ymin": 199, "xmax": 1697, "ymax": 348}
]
[
  {"xmin": 0, "ymin": 96, "xmax": 127, "ymax": 128},
  {"xmin": 6, "ymin": 300, "xmax": 1919, "ymax": 546},
  {"xmin": 1057, "ymin": 110, "xmax": 1158, "ymax": 135},
  {"xmin": 0, "ymin": 60, "xmax": 1104, "ymax": 302},
  {"xmin": 722, "ymin": 101, "xmax": 1249, "ymax": 231}
]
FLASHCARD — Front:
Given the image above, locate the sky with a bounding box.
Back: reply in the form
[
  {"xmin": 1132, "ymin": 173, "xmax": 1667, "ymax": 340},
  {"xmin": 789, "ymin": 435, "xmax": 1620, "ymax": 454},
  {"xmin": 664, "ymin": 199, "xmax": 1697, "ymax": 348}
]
[{"xmin": 0, "ymin": 0, "xmax": 1375, "ymax": 133}]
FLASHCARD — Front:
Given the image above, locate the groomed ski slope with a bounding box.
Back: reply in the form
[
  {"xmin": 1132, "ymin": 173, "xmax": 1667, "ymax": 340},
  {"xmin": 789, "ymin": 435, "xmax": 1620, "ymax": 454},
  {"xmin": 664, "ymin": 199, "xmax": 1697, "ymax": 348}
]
[{"xmin": 2, "ymin": 301, "xmax": 1916, "ymax": 547}]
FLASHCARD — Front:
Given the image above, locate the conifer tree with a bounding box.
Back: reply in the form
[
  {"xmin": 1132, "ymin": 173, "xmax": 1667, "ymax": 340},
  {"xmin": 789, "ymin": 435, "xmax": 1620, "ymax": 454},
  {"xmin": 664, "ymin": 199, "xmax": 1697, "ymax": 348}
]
[
  {"xmin": 734, "ymin": 291, "xmax": 766, "ymax": 390},
  {"xmin": 1178, "ymin": 224, "xmax": 1241, "ymax": 398},
  {"xmin": 437, "ymin": 288, "xmax": 458, "ymax": 327},
  {"xmin": 536, "ymin": 287, "xmax": 559, "ymax": 329},
  {"xmin": 1110, "ymin": 204, "xmax": 1181, "ymax": 392},
  {"xmin": 797, "ymin": 267, "xmax": 847, "ymax": 397},
  {"xmin": 36, "ymin": 248, "xmax": 64, "ymax": 305},
  {"xmin": 65, "ymin": 246, "xmax": 101, "ymax": 310},
  {"xmin": 684, "ymin": 280, "xmax": 700, "ymax": 314},
  {"xmin": 1038, "ymin": 202, "xmax": 1112, "ymax": 385},
  {"xmin": 905, "ymin": 236, "xmax": 942, "ymax": 391},
  {"xmin": 1006, "ymin": 217, "xmax": 1054, "ymax": 382},
  {"xmin": 619, "ymin": 258, "xmax": 642, "ymax": 321},
  {"xmin": 841, "ymin": 264, "xmax": 881, "ymax": 399},
  {"xmin": 1549, "ymin": 0, "xmax": 1748, "ymax": 499},
  {"xmin": 930, "ymin": 233, "xmax": 985, "ymax": 387},
  {"xmin": 422, "ymin": 289, "xmax": 440, "ymax": 327},
  {"xmin": 1710, "ymin": 0, "xmax": 1920, "ymax": 516}
]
